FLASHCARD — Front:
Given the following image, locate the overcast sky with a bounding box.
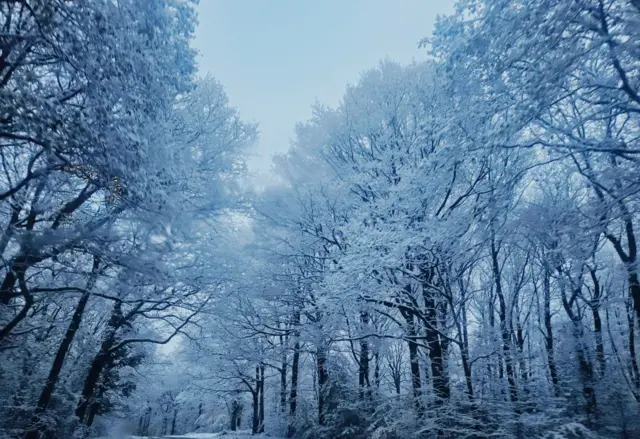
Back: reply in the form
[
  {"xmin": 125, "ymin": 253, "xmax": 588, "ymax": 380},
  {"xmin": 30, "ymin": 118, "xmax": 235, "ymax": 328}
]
[{"xmin": 192, "ymin": 0, "xmax": 454, "ymax": 184}]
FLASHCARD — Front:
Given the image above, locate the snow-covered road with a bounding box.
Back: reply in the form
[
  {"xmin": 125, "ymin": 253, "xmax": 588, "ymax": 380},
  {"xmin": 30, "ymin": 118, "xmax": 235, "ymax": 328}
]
[{"xmin": 106, "ymin": 432, "xmax": 275, "ymax": 439}]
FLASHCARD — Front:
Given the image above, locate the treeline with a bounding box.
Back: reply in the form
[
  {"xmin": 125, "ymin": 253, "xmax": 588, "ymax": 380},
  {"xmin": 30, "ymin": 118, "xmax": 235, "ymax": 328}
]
[
  {"xmin": 0, "ymin": 1, "xmax": 254, "ymax": 438},
  {"xmin": 154, "ymin": 1, "xmax": 640, "ymax": 439}
]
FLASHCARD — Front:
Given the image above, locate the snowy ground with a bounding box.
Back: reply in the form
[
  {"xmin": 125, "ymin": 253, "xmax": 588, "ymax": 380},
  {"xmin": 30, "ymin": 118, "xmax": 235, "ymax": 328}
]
[
  {"xmin": 100, "ymin": 431, "xmax": 274, "ymax": 439},
  {"xmin": 163, "ymin": 432, "xmax": 268, "ymax": 439}
]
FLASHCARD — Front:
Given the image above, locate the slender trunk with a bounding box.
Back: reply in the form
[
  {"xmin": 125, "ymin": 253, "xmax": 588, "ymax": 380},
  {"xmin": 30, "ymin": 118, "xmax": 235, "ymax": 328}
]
[
  {"xmin": 137, "ymin": 415, "xmax": 145, "ymax": 436},
  {"xmin": 488, "ymin": 287, "xmax": 497, "ymax": 383},
  {"xmin": 316, "ymin": 347, "xmax": 328, "ymax": 425},
  {"xmin": 280, "ymin": 332, "xmax": 288, "ymax": 412},
  {"xmin": 287, "ymin": 311, "xmax": 300, "ymax": 439},
  {"xmin": 25, "ymin": 257, "xmax": 100, "ymax": 439},
  {"xmin": 230, "ymin": 400, "xmax": 239, "ymax": 431},
  {"xmin": 593, "ymin": 308, "xmax": 605, "ymax": 375},
  {"xmin": 461, "ymin": 347, "xmax": 473, "ymax": 402},
  {"xmin": 404, "ymin": 311, "xmax": 424, "ymax": 417},
  {"xmin": 627, "ymin": 297, "xmax": 640, "ymax": 389},
  {"xmin": 289, "ymin": 341, "xmax": 300, "ymax": 416},
  {"xmin": 374, "ymin": 351, "xmax": 380, "ymax": 390},
  {"xmin": 561, "ymin": 280, "xmax": 598, "ymax": 419},
  {"xmin": 140, "ymin": 407, "xmax": 151, "ymax": 436},
  {"xmin": 589, "ymin": 268, "xmax": 606, "ymax": 375},
  {"xmin": 491, "ymin": 238, "xmax": 518, "ymax": 408},
  {"xmin": 171, "ymin": 408, "xmax": 178, "ymax": 435},
  {"xmin": 606, "ymin": 216, "xmax": 639, "ymax": 329},
  {"xmin": 574, "ymin": 323, "xmax": 598, "ymax": 418},
  {"xmin": 515, "ymin": 308, "xmax": 528, "ymax": 385},
  {"xmin": 460, "ymin": 284, "xmax": 474, "ymax": 400},
  {"xmin": 393, "ymin": 373, "xmax": 402, "ymax": 395},
  {"xmin": 420, "ymin": 264, "xmax": 451, "ymax": 401},
  {"xmin": 543, "ymin": 270, "xmax": 560, "ymax": 395},
  {"xmin": 39, "ymin": 290, "xmax": 92, "ymax": 409},
  {"xmin": 280, "ymin": 362, "xmax": 287, "ymax": 412},
  {"xmin": 423, "ymin": 286, "xmax": 450, "ymax": 401},
  {"xmin": 259, "ymin": 363, "xmax": 265, "ymax": 433},
  {"xmin": 75, "ymin": 301, "xmax": 122, "ymax": 423},
  {"xmin": 252, "ymin": 367, "xmax": 260, "ymax": 434},
  {"xmin": 358, "ymin": 312, "xmax": 370, "ymax": 401},
  {"xmin": 629, "ymin": 271, "xmax": 640, "ymax": 334}
]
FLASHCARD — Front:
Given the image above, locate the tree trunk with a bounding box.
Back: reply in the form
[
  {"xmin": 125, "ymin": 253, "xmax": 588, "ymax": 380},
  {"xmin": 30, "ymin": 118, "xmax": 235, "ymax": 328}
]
[
  {"xmin": 252, "ymin": 368, "xmax": 260, "ymax": 434},
  {"xmin": 574, "ymin": 324, "xmax": 598, "ymax": 419},
  {"xmin": 423, "ymin": 289, "xmax": 450, "ymax": 401},
  {"xmin": 588, "ymin": 268, "xmax": 606, "ymax": 375},
  {"xmin": 627, "ymin": 297, "xmax": 640, "ymax": 390},
  {"xmin": 75, "ymin": 301, "xmax": 123, "ymax": 424},
  {"xmin": 374, "ymin": 351, "xmax": 380, "ymax": 390},
  {"xmin": 259, "ymin": 363, "xmax": 265, "ymax": 433},
  {"xmin": 606, "ymin": 217, "xmax": 639, "ymax": 329},
  {"xmin": 491, "ymin": 238, "xmax": 519, "ymax": 409},
  {"xmin": 543, "ymin": 269, "xmax": 560, "ymax": 395},
  {"xmin": 171, "ymin": 408, "xmax": 178, "ymax": 435},
  {"xmin": 460, "ymin": 284, "xmax": 474, "ymax": 400},
  {"xmin": 561, "ymin": 281, "xmax": 598, "ymax": 420},
  {"xmin": 629, "ymin": 271, "xmax": 640, "ymax": 335},
  {"xmin": 287, "ymin": 311, "xmax": 300, "ymax": 438},
  {"xmin": 515, "ymin": 306, "xmax": 528, "ymax": 386},
  {"xmin": 230, "ymin": 400, "xmax": 240, "ymax": 431},
  {"xmin": 403, "ymin": 310, "xmax": 424, "ymax": 417},
  {"xmin": 280, "ymin": 332, "xmax": 288, "ymax": 412},
  {"xmin": 140, "ymin": 407, "xmax": 151, "ymax": 436},
  {"xmin": 593, "ymin": 307, "xmax": 605, "ymax": 375},
  {"xmin": 358, "ymin": 311, "xmax": 370, "ymax": 401},
  {"xmin": 24, "ymin": 257, "xmax": 100, "ymax": 439},
  {"xmin": 316, "ymin": 347, "xmax": 328, "ymax": 425}
]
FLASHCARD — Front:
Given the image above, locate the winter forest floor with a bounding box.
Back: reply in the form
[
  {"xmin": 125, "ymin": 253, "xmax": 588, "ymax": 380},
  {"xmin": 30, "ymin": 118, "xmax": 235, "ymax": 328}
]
[{"xmin": 99, "ymin": 431, "xmax": 275, "ymax": 439}]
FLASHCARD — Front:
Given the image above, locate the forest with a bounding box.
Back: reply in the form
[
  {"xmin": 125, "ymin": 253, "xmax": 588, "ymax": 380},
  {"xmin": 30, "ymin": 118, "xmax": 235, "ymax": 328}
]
[{"xmin": 1, "ymin": 1, "xmax": 639, "ymax": 438}]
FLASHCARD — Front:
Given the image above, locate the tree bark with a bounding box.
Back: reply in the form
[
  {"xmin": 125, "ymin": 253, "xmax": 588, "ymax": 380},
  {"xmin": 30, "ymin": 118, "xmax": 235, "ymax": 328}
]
[
  {"xmin": 588, "ymin": 268, "xmax": 606, "ymax": 375},
  {"xmin": 560, "ymin": 280, "xmax": 597, "ymax": 419},
  {"xmin": 171, "ymin": 408, "xmax": 178, "ymax": 435},
  {"xmin": 279, "ymin": 330, "xmax": 288, "ymax": 412},
  {"xmin": 358, "ymin": 311, "xmax": 371, "ymax": 401},
  {"xmin": 626, "ymin": 297, "xmax": 640, "ymax": 390},
  {"xmin": 491, "ymin": 238, "xmax": 519, "ymax": 409},
  {"xmin": 460, "ymin": 281, "xmax": 474, "ymax": 400},
  {"xmin": 543, "ymin": 269, "xmax": 560, "ymax": 395},
  {"xmin": 402, "ymin": 309, "xmax": 424, "ymax": 417},
  {"xmin": 629, "ymin": 271, "xmax": 640, "ymax": 333},
  {"xmin": 316, "ymin": 346, "xmax": 328, "ymax": 425},
  {"xmin": 422, "ymin": 283, "xmax": 450, "ymax": 401},
  {"xmin": 24, "ymin": 257, "xmax": 100, "ymax": 439},
  {"xmin": 286, "ymin": 311, "xmax": 300, "ymax": 438},
  {"xmin": 252, "ymin": 368, "xmax": 260, "ymax": 434},
  {"xmin": 75, "ymin": 300, "xmax": 123, "ymax": 424},
  {"xmin": 575, "ymin": 325, "xmax": 598, "ymax": 419},
  {"xmin": 259, "ymin": 363, "xmax": 265, "ymax": 433}
]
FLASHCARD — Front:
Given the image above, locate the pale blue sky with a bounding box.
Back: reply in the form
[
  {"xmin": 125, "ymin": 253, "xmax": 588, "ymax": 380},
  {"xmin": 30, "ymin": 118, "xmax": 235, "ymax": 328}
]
[{"xmin": 192, "ymin": 0, "xmax": 454, "ymax": 183}]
